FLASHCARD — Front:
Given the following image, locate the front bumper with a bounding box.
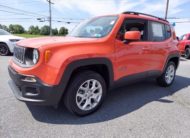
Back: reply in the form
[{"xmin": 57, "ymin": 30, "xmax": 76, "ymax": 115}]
[{"xmin": 8, "ymin": 66, "xmax": 63, "ymax": 106}]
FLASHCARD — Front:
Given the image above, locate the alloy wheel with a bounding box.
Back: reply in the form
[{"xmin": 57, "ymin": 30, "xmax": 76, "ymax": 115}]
[
  {"xmin": 76, "ymin": 79, "xmax": 103, "ymax": 111},
  {"xmin": 0, "ymin": 45, "xmax": 8, "ymax": 56},
  {"xmin": 165, "ymin": 64, "xmax": 175, "ymax": 84}
]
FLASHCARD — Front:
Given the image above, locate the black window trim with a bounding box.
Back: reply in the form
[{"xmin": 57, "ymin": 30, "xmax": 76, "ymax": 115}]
[{"xmin": 116, "ymin": 17, "xmax": 171, "ymax": 43}]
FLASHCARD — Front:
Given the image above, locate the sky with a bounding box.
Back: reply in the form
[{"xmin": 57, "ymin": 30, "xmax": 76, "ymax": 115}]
[{"xmin": 0, "ymin": 0, "xmax": 190, "ymax": 36}]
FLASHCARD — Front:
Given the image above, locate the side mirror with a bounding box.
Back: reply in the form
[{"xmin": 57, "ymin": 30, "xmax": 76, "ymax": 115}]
[{"xmin": 124, "ymin": 31, "xmax": 141, "ymax": 41}]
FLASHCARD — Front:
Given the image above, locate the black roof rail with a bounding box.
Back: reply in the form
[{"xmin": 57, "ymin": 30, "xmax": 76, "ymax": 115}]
[{"xmin": 122, "ymin": 11, "xmax": 168, "ymax": 23}]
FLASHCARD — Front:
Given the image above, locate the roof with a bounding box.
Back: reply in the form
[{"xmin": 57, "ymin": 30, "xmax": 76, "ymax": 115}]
[{"xmin": 122, "ymin": 11, "xmax": 168, "ymax": 23}]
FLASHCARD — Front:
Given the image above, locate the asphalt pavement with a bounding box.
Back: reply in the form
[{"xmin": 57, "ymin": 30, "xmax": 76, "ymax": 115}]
[{"xmin": 0, "ymin": 56, "xmax": 190, "ymax": 138}]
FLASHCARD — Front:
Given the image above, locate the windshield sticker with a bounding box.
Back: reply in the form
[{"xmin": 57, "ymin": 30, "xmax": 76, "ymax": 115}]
[{"xmin": 110, "ymin": 20, "xmax": 115, "ymax": 25}]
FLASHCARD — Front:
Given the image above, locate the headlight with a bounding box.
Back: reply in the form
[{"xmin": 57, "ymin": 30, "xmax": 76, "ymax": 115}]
[
  {"xmin": 33, "ymin": 49, "xmax": 39, "ymax": 64},
  {"xmin": 14, "ymin": 45, "xmax": 39, "ymax": 67}
]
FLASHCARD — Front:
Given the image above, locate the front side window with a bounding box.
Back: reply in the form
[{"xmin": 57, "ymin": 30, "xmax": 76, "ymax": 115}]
[
  {"xmin": 69, "ymin": 16, "xmax": 118, "ymax": 38},
  {"xmin": 149, "ymin": 22, "xmax": 165, "ymax": 41},
  {"xmin": 116, "ymin": 19, "xmax": 148, "ymax": 41}
]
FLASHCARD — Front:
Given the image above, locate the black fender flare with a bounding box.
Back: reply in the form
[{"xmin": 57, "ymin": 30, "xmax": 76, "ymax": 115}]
[
  {"xmin": 185, "ymin": 45, "xmax": 190, "ymax": 49},
  {"xmin": 163, "ymin": 52, "xmax": 180, "ymax": 71},
  {"xmin": 55, "ymin": 57, "xmax": 114, "ymax": 104}
]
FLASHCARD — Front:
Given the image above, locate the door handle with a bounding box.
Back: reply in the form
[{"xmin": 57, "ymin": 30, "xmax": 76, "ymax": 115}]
[{"xmin": 142, "ymin": 47, "xmax": 150, "ymax": 50}]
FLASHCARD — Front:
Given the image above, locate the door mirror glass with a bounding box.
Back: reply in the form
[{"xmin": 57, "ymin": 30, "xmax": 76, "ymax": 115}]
[{"xmin": 124, "ymin": 31, "xmax": 141, "ymax": 41}]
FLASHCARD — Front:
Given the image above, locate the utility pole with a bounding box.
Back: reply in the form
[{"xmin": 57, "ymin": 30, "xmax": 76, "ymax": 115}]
[
  {"xmin": 47, "ymin": 0, "xmax": 54, "ymax": 36},
  {"xmin": 165, "ymin": 0, "xmax": 169, "ymax": 19}
]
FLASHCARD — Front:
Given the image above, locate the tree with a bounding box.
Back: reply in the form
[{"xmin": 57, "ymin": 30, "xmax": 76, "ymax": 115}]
[
  {"xmin": 28, "ymin": 25, "xmax": 35, "ymax": 34},
  {"xmin": 59, "ymin": 27, "xmax": 68, "ymax": 36},
  {"xmin": 9, "ymin": 24, "xmax": 14, "ymax": 33},
  {"xmin": 0, "ymin": 24, "xmax": 9, "ymax": 32},
  {"xmin": 52, "ymin": 28, "xmax": 58, "ymax": 35},
  {"xmin": 9, "ymin": 24, "xmax": 25, "ymax": 34},
  {"xmin": 28, "ymin": 25, "xmax": 40, "ymax": 34},
  {"xmin": 40, "ymin": 25, "xmax": 50, "ymax": 35}
]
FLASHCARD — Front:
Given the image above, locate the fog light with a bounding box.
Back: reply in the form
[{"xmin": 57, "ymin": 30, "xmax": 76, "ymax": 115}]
[{"xmin": 21, "ymin": 76, "xmax": 37, "ymax": 83}]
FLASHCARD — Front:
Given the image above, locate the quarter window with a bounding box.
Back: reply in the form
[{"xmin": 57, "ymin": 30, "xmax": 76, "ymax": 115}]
[{"xmin": 165, "ymin": 25, "xmax": 171, "ymax": 39}]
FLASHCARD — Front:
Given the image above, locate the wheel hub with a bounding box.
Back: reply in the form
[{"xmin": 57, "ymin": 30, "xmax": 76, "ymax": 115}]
[
  {"xmin": 76, "ymin": 79, "xmax": 103, "ymax": 111},
  {"xmin": 165, "ymin": 64, "xmax": 175, "ymax": 84}
]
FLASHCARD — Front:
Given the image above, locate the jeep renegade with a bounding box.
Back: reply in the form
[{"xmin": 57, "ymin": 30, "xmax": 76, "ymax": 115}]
[{"xmin": 8, "ymin": 12, "xmax": 180, "ymax": 116}]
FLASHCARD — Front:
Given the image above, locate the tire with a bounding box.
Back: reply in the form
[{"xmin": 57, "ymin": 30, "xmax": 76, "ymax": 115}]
[
  {"xmin": 0, "ymin": 43, "xmax": 10, "ymax": 56},
  {"xmin": 64, "ymin": 71, "xmax": 107, "ymax": 116},
  {"xmin": 184, "ymin": 47, "xmax": 190, "ymax": 59},
  {"xmin": 157, "ymin": 62, "xmax": 176, "ymax": 87}
]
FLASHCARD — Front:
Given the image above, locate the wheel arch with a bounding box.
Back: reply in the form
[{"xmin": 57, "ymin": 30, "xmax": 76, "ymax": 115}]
[
  {"xmin": 0, "ymin": 41, "xmax": 8, "ymax": 45},
  {"xmin": 63, "ymin": 58, "xmax": 114, "ymax": 87},
  {"xmin": 185, "ymin": 45, "xmax": 190, "ymax": 49},
  {"xmin": 163, "ymin": 53, "xmax": 180, "ymax": 71},
  {"xmin": 56, "ymin": 58, "xmax": 114, "ymax": 105}
]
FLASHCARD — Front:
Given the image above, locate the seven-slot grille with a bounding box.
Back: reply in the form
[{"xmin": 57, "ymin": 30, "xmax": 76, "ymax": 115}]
[{"xmin": 14, "ymin": 46, "xmax": 25, "ymax": 64}]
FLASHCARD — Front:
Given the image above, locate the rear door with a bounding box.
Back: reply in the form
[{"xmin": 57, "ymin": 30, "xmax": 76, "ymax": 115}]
[{"xmin": 148, "ymin": 21, "xmax": 171, "ymax": 71}]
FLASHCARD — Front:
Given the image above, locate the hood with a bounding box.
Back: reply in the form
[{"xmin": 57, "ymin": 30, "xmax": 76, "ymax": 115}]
[
  {"xmin": 0, "ymin": 35, "xmax": 24, "ymax": 41},
  {"xmin": 17, "ymin": 36, "xmax": 101, "ymax": 49}
]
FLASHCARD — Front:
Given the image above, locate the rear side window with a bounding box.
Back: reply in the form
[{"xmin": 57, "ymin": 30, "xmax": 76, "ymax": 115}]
[{"xmin": 149, "ymin": 22, "xmax": 165, "ymax": 41}]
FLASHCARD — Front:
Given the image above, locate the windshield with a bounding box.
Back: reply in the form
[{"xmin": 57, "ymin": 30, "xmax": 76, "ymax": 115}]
[
  {"xmin": 0, "ymin": 29, "xmax": 10, "ymax": 35},
  {"xmin": 179, "ymin": 35, "xmax": 186, "ymax": 40},
  {"xmin": 69, "ymin": 16, "xmax": 118, "ymax": 38}
]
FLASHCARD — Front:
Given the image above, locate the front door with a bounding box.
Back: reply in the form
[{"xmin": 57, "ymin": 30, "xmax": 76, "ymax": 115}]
[{"xmin": 115, "ymin": 18, "xmax": 151, "ymax": 80}]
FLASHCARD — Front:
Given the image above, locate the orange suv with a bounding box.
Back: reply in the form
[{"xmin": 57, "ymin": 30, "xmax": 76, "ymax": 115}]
[{"xmin": 8, "ymin": 12, "xmax": 180, "ymax": 116}]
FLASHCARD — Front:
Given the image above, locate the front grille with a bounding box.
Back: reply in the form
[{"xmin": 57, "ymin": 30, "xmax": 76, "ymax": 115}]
[{"xmin": 14, "ymin": 46, "xmax": 26, "ymax": 64}]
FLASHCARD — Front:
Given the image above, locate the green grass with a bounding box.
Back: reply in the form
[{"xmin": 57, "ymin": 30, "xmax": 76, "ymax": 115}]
[{"xmin": 15, "ymin": 34, "xmax": 45, "ymax": 38}]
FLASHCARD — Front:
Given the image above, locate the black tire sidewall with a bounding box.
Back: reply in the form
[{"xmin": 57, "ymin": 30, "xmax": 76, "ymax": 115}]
[
  {"xmin": 163, "ymin": 62, "xmax": 176, "ymax": 86},
  {"xmin": 157, "ymin": 61, "xmax": 176, "ymax": 87},
  {"xmin": 0, "ymin": 43, "xmax": 9, "ymax": 56},
  {"xmin": 65, "ymin": 71, "xmax": 107, "ymax": 116},
  {"xmin": 184, "ymin": 48, "xmax": 190, "ymax": 59}
]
